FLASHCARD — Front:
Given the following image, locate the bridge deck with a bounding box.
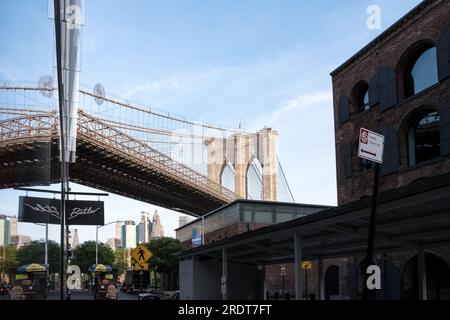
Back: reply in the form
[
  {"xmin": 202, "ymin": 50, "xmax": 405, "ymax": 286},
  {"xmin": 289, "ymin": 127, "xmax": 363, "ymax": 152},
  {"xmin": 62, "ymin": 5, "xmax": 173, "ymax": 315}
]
[{"xmin": 0, "ymin": 110, "xmax": 237, "ymax": 214}]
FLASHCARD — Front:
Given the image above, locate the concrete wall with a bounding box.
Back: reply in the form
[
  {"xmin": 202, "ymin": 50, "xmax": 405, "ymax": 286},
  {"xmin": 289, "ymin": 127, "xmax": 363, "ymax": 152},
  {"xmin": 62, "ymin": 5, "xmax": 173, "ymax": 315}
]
[{"xmin": 179, "ymin": 256, "xmax": 263, "ymax": 300}]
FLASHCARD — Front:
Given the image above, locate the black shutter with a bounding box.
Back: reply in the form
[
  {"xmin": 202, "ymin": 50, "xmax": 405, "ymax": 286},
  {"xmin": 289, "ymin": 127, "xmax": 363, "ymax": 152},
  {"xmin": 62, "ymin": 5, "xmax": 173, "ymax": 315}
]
[
  {"xmin": 440, "ymin": 100, "xmax": 450, "ymax": 156},
  {"xmin": 377, "ymin": 122, "xmax": 399, "ymax": 176},
  {"xmin": 438, "ymin": 23, "xmax": 450, "ymax": 82},
  {"xmin": 378, "ymin": 67, "xmax": 397, "ymax": 112},
  {"xmin": 338, "ymin": 96, "xmax": 349, "ymax": 125},
  {"xmin": 369, "ymin": 72, "xmax": 379, "ymax": 106},
  {"xmin": 343, "ymin": 144, "xmax": 352, "ymax": 178}
]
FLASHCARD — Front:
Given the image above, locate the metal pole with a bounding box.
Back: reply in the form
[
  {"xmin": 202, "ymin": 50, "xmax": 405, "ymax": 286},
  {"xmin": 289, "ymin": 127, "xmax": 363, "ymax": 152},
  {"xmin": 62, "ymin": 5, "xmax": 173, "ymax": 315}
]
[
  {"xmin": 305, "ymin": 269, "xmax": 308, "ymax": 300},
  {"xmin": 53, "ymin": 0, "xmax": 66, "ymax": 301},
  {"xmin": 363, "ymin": 163, "xmax": 380, "ymax": 300},
  {"xmin": 418, "ymin": 248, "xmax": 427, "ymax": 300},
  {"xmin": 202, "ymin": 215, "xmax": 205, "ymax": 245},
  {"xmin": 95, "ymin": 226, "xmax": 99, "ymax": 265},
  {"xmin": 294, "ymin": 231, "xmax": 302, "ymax": 300},
  {"xmin": 222, "ymin": 248, "xmax": 227, "ymax": 300},
  {"xmin": 318, "ymin": 257, "xmax": 324, "ymax": 300},
  {"xmin": 45, "ymin": 224, "xmax": 48, "ymax": 267}
]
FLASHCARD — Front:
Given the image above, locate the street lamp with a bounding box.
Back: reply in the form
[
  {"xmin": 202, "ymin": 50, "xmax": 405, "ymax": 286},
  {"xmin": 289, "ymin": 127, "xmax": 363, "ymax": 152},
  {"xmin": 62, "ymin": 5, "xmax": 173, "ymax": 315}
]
[
  {"xmin": 33, "ymin": 223, "xmax": 49, "ymax": 269},
  {"xmin": 96, "ymin": 220, "xmax": 124, "ymax": 265},
  {"xmin": 172, "ymin": 208, "xmax": 204, "ymax": 245}
]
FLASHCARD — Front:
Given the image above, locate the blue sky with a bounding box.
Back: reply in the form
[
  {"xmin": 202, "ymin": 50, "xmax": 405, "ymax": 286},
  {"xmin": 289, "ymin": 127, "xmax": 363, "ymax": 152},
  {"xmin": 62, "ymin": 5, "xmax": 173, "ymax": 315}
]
[{"xmin": 0, "ymin": 0, "xmax": 422, "ymax": 243}]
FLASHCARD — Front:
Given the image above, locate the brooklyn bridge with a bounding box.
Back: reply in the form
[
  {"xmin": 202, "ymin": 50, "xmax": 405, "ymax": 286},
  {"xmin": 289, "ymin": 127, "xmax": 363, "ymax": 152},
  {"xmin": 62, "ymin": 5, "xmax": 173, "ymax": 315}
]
[{"xmin": 0, "ymin": 84, "xmax": 293, "ymax": 215}]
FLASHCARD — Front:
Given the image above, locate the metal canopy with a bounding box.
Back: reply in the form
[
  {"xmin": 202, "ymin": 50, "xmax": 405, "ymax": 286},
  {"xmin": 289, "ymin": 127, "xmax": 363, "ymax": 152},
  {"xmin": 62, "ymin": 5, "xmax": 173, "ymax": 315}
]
[{"xmin": 180, "ymin": 172, "xmax": 450, "ymax": 265}]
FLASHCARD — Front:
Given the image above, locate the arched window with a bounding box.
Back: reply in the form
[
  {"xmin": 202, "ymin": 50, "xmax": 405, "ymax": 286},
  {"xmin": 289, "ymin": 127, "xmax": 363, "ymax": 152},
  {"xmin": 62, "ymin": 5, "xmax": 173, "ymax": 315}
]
[
  {"xmin": 357, "ymin": 85, "xmax": 370, "ymax": 113},
  {"xmin": 404, "ymin": 46, "xmax": 438, "ymax": 98},
  {"xmin": 408, "ymin": 111, "xmax": 440, "ymax": 166},
  {"xmin": 220, "ymin": 163, "xmax": 235, "ymax": 192},
  {"xmin": 246, "ymin": 158, "xmax": 263, "ymax": 200},
  {"xmin": 351, "ymin": 82, "xmax": 370, "ymax": 115},
  {"xmin": 325, "ymin": 265, "xmax": 340, "ymax": 300}
]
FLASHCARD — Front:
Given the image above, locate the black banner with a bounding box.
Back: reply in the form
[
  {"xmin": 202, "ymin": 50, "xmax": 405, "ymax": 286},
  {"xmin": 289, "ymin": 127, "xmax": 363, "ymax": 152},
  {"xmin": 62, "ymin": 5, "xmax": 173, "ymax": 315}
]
[{"xmin": 18, "ymin": 196, "xmax": 104, "ymax": 225}]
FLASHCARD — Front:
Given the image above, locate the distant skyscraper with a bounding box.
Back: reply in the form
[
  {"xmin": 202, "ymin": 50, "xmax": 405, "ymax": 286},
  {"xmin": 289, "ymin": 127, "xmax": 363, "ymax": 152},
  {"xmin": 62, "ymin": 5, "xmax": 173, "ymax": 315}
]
[
  {"xmin": 10, "ymin": 216, "xmax": 17, "ymax": 238},
  {"xmin": 121, "ymin": 220, "xmax": 137, "ymax": 248},
  {"xmin": 106, "ymin": 238, "xmax": 116, "ymax": 251},
  {"xmin": 10, "ymin": 235, "xmax": 31, "ymax": 248},
  {"xmin": 179, "ymin": 215, "xmax": 195, "ymax": 227},
  {"xmin": 151, "ymin": 210, "xmax": 164, "ymax": 238},
  {"xmin": 68, "ymin": 228, "xmax": 80, "ymax": 249},
  {"xmin": 138, "ymin": 211, "xmax": 152, "ymax": 244},
  {"xmin": 115, "ymin": 222, "xmax": 122, "ymax": 240},
  {"xmin": 0, "ymin": 215, "xmax": 10, "ymax": 246}
]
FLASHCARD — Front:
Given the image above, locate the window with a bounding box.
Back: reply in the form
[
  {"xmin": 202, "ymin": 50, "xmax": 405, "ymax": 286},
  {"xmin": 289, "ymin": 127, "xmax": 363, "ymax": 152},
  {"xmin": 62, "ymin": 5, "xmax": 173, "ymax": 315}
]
[
  {"xmin": 351, "ymin": 83, "xmax": 370, "ymax": 115},
  {"xmin": 404, "ymin": 46, "xmax": 438, "ymax": 98},
  {"xmin": 357, "ymin": 86, "xmax": 370, "ymax": 113},
  {"xmin": 408, "ymin": 111, "xmax": 440, "ymax": 166},
  {"xmin": 253, "ymin": 211, "xmax": 273, "ymax": 224}
]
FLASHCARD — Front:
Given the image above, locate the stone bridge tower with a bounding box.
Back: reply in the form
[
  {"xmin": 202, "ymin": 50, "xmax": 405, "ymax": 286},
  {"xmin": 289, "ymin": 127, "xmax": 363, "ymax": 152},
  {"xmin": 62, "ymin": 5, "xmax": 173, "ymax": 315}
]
[{"xmin": 205, "ymin": 128, "xmax": 278, "ymax": 201}]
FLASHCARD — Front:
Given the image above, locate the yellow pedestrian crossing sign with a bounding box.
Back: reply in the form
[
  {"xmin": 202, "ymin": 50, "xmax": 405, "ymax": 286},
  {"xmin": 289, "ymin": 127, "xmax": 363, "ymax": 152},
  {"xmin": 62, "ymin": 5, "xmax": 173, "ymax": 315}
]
[
  {"xmin": 131, "ymin": 244, "xmax": 152, "ymax": 263},
  {"xmin": 134, "ymin": 263, "xmax": 149, "ymax": 271},
  {"xmin": 302, "ymin": 261, "xmax": 313, "ymax": 270}
]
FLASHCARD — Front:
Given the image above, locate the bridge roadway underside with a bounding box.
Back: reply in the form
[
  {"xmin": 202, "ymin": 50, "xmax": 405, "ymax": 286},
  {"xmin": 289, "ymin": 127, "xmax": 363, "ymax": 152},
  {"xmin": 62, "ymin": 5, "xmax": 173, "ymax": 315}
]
[{"xmin": 0, "ymin": 139, "xmax": 227, "ymax": 215}]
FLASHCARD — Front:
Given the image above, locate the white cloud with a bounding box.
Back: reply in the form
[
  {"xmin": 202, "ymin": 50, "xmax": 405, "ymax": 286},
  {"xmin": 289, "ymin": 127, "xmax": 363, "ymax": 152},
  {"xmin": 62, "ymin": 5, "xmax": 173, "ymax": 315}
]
[{"xmin": 253, "ymin": 90, "xmax": 333, "ymax": 129}]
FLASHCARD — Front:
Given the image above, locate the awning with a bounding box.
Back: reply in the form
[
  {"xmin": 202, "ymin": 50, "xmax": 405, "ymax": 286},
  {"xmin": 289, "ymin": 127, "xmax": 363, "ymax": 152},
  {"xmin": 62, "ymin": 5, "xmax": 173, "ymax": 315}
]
[{"xmin": 180, "ymin": 172, "xmax": 450, "ymax": 265}]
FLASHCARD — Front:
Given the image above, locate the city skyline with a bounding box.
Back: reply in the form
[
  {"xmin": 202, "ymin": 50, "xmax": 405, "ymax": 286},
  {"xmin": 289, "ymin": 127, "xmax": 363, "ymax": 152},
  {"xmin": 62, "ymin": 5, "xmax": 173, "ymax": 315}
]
[{"xmin": 0, "ymin": 185, "xmax": 186, "ymax": 244}]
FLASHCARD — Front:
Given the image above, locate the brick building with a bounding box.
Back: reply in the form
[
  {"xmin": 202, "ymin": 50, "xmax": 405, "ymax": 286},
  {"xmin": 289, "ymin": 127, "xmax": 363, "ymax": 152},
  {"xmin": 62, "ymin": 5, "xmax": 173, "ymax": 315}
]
[
  {"xmin": 333, "ymin": 0, "xmax": 450, "ymax": 205},
  {"xmin": 330, "ymin": 0, "xmax": 450, "ymax": 299}
]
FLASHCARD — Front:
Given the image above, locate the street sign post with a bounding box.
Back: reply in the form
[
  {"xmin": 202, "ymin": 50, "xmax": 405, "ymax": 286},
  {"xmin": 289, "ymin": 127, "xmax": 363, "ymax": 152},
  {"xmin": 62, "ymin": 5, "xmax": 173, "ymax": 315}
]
[
  {"xmin": 301, "ymin": 261, "xmax": 312, "ymax": 299},
  {"xmin": 358, "ymin": 128, "xmax": 384, "ymax": 163},
  {"xmin": 358, "ymin": 127, "xmax": 384, "ymax": 300},
  {"xmin": 301, "ymin": 261, "xmax": 312, "ymax": 270},
  {"xmin": 131, "ymin": 244, "xmax": 152, "ymax": 264},
  {"xmin": 133, "ymin": 263, "xmax": 149, "ymax": 271}
]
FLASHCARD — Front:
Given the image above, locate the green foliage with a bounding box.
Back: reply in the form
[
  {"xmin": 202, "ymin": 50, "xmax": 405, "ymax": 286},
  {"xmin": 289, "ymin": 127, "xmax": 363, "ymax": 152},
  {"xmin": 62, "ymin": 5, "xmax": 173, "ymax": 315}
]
[
  {"xmin": 72, "ymin": 241, "xmax": 114, "ymax": 272},
  {"xmin": 16, "ymin": 240, "xmax": 60, "ymax": 273},
  {"xmin": 113, "ymin": 247, "xmax": 127, "ymax": 274},
  {"xmin": 146, "ymin": 237, "xmax": 181, "ymax": 273},
  {"xmin": 145, "ymin": 237, "xmax": 181, "ymax": 290},
  {"xmin": 0, "ymin": 244, "xmax": 19, "ymax": 274}
]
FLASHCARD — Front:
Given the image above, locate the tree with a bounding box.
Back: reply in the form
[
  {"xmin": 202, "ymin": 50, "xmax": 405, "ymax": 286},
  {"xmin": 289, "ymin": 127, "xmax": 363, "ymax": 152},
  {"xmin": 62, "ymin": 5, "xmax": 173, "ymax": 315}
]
[
  {"xmin": 72, "ymin": 241, "xmax": 114, "ymax": 272},
  {"xmin": 1, "ymin": 244, "xmax": 19, "ymax": 281},
  {"xmin": 113, "ymin": 247, "xmax": 127, "ymax": 275},
  {"xmin": 16, "ymin": 240, "xmax": 60, "ymax": 274},
  {"xmin": 145, "ymin": 237, "xmax": 181, "ymax": 290}
]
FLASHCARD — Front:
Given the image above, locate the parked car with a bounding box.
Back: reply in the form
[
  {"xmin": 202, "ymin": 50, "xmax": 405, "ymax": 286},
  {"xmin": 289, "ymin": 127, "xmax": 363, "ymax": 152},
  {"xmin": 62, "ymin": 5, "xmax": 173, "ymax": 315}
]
[
  {"xmin": 138, "ymin": 293, "xmax": 162, "ymax": 300},
  {"xmin": 162, "ymin": 291, "xmax": 179, "ymax": 300}
]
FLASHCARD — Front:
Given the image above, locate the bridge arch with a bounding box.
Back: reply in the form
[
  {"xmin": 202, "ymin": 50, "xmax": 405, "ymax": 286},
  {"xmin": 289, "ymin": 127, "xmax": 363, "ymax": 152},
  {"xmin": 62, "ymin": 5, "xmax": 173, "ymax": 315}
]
[
  {"xmin": 220, "ymin": 162, "xmax": 235, "ymax": 193},
  {"xmin": 206, "ymin": 128, "xmax": 279, "ymax": 201},
  {"xmin": 246, "ymin": 156, "xmax": 263, "ymax": 200}
]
